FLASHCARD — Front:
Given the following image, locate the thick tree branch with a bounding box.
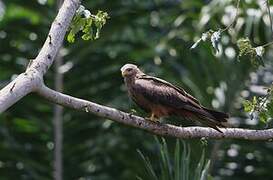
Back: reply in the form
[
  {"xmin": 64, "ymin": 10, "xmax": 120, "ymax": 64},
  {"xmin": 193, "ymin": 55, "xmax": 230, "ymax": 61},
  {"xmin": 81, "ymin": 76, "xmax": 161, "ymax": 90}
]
[
  {"xmin": 36, "ymin": 85, "xmax": 273, "ymax": 140},
  {"xmin": 1, "ymin": 0, "xmax": 273, "ymax": 140},
  {"xmin": 29, "ymin": 0, "xmax": 79, "ymax": 75},
  {"xmin": 0, "ymin": 0, "xmax": 80, "ymax": 112},
  {"xmin": 0, "ymin": 69, "xmax": 43, "ymax": 112}
]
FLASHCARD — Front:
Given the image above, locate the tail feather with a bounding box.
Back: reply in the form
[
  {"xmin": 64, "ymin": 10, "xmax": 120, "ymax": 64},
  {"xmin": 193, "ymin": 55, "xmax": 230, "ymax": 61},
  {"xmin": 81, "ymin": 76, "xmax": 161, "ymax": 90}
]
[
  {"xmin": 176, "ymin": 108, "xmax": 229, "ymax": 133},
  {"xmin": 202, "ymin": 107, "xmax": 229, "ymax": 122},
  {"xmin": 196, "ymin": 116, "xmax": 224, "ymax": 133}
]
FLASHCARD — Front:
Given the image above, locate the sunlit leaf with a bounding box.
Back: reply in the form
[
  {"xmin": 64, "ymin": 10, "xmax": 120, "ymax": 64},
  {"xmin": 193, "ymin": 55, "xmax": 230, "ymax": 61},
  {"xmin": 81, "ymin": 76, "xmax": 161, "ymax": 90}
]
[
  {"xmin": 243, "ymin": 100, "xmax": 253, "ymax": 112},
  {"xmin": 237, "ymin": 38, "xmax": 265, "ymax": 66},
  {"xmin": 67, "ymin": 6, "xmax": 109, "ymax": 43},
  {"xmin": 259, "ymin": 110, "xmax": 268, "ymax": 124}
]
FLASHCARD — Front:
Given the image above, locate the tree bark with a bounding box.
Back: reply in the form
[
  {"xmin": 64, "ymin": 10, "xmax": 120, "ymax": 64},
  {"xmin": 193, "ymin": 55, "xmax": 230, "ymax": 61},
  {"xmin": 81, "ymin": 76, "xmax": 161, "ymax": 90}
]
[
  {"xmin": 0, "ymin": 0, "xmax": 79, "ymax": 112},
  {"xmin": 1, "ymin": 0, "xmax": 273, "ymax": 140},
  {"xmin": 53, "ymin": 51, "xmax": 64, "ymax": 180},
  {"xmin": 36, "ymin": 85, "xmax": 273, "ymax": 140},
  {"xmin": 53, "ymin": 1, "xmax": 64, "ymax": 180}
]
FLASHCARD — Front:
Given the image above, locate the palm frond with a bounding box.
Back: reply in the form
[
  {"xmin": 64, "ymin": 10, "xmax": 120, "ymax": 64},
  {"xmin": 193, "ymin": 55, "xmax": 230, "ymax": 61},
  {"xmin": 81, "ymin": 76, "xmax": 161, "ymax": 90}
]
[{"xmin": 138, "ymin": 138, "xmax": 211, "ymax": 180}]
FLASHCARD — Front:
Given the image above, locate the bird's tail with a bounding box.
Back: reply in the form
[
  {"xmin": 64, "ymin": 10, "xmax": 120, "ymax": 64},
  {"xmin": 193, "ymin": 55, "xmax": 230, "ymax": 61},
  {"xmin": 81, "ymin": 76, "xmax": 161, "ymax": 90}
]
[
  {"xmin": 202, "ymin": 107, "xmax": 229, "ymax": 122},
  {"xmin": 197, "ymin": 107, "xmax": 229, "ymax": 133},
  {"xmin": 177, "ymin": 107, "xmax": 229, "ymax": 133}
]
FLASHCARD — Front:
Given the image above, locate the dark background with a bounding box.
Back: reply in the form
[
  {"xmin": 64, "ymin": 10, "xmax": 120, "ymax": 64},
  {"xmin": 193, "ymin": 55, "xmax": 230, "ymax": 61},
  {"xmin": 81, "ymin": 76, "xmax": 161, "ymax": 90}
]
[{"xmin": 1, "ymin": 0, "xmax": 273, "ymax": 179}]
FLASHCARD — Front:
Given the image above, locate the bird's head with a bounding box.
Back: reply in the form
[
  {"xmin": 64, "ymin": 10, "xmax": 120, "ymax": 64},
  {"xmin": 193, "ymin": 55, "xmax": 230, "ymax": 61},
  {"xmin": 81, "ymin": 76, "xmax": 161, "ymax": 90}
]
[{"xmin": 120, "ymin": 64, "xmax": 141, "ymax": 78}]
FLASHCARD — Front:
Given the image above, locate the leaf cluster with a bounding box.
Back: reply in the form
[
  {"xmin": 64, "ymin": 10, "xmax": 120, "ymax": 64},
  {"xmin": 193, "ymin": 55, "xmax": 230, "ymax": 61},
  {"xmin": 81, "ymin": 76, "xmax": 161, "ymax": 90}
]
[
  {"xmin": 237, "ymin": 38, "xmax": 265, "ymax": 66},
  {"xmin": 243, "ymin": 86, "xmax": 273, "ymax": 124},
  {"xmin": 67, "ymin": 5, "xmax": 109, "ymax": 43}
]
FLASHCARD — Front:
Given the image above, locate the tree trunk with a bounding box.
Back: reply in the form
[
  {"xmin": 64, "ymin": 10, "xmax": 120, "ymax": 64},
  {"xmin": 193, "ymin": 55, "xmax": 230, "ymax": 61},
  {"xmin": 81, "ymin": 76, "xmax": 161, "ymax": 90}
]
[{"xmin": 53, "ymin": 1, "xmax": 64, "ymax": 180}]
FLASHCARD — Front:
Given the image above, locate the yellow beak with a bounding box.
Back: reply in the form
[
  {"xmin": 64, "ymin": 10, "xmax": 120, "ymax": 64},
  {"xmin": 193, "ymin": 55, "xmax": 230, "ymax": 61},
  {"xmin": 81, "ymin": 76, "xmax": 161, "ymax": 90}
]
[{"xmin": 121, "ymin": 71, "xmax": 127, "ymax": 77}]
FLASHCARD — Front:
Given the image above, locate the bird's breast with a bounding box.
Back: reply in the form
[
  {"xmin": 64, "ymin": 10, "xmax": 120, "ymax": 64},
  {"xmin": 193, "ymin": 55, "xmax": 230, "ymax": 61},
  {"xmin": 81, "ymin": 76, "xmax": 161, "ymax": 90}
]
[
  {"xmin": 128, "ymin": 86, "xmax": 151, "ymax": 112},
  {"xmin": 128, "ymin": 85, "xmax": 172, "ymax": 118}
]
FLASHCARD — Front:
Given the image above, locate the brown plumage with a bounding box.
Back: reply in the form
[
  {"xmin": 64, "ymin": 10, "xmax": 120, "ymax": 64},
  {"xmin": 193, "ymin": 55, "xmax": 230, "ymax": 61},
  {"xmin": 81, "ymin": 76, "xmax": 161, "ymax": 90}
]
[{"xmin": 120, "ymin": 64, "xmax": 229, "ymax": 132}]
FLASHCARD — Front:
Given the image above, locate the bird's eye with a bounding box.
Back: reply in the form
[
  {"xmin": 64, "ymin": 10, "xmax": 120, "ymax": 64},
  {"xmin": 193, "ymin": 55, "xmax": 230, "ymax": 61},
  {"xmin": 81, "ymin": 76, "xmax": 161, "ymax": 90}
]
[{"xmin": 127, "ymin": 68, "xmax": 132, "ymax": 71}]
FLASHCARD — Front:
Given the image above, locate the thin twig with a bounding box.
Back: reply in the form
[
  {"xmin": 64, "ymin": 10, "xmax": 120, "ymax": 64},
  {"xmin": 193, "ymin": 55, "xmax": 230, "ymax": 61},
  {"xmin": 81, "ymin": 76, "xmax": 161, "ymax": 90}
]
[
  {"xmin": 221, "ymin": 0, "xmax": 241, "ymax": 32},
  {"xmin": 262, "ymin": 41, "xmax": 273, "ymax": 47},
  {"xmin": 266, "ymin": 0, "xmax": 273, "ymax": 39}
]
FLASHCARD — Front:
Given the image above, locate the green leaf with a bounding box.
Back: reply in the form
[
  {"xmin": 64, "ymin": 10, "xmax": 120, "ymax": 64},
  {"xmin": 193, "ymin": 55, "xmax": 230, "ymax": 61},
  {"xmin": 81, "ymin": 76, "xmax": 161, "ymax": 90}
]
[
  {"xmin": 237, "ymin": 38, "xmax": 255, "ymax": 57},
  {"xmin": 243, "ymin": 100, "xmax": 253, "ymax": 112},
  {"xmin": 137, "ymin": 149, "xmax": 158, "ymax": 180},
  {"xmin": 5, "ymin": 4, "xmax": 41, "ymax": 24},
  {"xmin": 194, "ymin": 150, "xmax": 205, "ymax": 180},
  {"xmin": 139, "ymin": 137, "xmax": 211, "ymax": 180},
  {"xmin": 67, "ymin": 15, "xmax": 86, "ymax": 43},
  {"xmin": 13, "ymin": 118, "xmax": 39, "ymax": 133},
  {"xmin": 81, "ymin": 18, "xmax": 93, "ymax": 40},
  {"xmin": 67, "ymin": 6, "xmax": 109, "ymax": 43},
  {"xmin": 267, "ymin": 100, "xmax": 273, "ymax": 117},
  {"xmin": 174, "ymin": 140, "xmax": 180, "ymax": 180},
  {"xmin": 157, "ymin": 137, "xmax": 172, "ymax": 180},
  {"xmin": 200, "ymin": 160, "xmax": 211, "ymax": 180},
  {"xmin": 252, "ymin": 96, "xmax": 257, "ymax": 106},
  {"xmin": 182, "ymin": 142, "xmax": 190, "ymax": 180},
  {"xmin": 67, "ymin": 31, "xmax": 75, "ymax": 43},
  {"xmin": 237, "ymin": 38, "xmax": 265, "ymax": 66},
  {"xmin": 259, "ymin": 110, "xmax": 268, "ymax": 124}
]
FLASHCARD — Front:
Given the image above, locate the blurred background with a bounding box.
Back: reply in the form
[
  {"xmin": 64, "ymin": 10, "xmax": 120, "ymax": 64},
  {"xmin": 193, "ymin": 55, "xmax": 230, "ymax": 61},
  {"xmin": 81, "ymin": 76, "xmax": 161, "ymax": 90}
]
[{"xmin": 1, "ymin": 0, "xmax": 273, "ymax": 179}]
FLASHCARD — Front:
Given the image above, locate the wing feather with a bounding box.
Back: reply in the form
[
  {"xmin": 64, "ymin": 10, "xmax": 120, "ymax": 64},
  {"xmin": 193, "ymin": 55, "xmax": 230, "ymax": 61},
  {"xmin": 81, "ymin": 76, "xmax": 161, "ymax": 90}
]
[
  {"xmin": 137, "ymin": 75, "xmax": 201, "ymax": 109},
  {"xmin": 134, "ymin": 75, "xmax": 206, "ymax": 116}
]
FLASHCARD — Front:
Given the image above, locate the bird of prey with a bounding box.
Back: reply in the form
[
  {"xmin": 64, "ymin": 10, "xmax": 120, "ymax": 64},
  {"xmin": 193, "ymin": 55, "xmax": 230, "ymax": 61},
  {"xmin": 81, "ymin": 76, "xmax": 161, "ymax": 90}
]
[{"xmin": 120, "ymin": 63, "xmax": 229, "ymax": 132}]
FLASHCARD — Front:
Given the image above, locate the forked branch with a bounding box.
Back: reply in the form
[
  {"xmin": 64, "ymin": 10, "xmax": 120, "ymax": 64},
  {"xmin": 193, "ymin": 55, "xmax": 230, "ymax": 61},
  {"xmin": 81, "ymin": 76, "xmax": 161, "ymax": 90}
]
[{"xmin": 0, "ymin": 0, "xmax": 273, "ymax": 140}]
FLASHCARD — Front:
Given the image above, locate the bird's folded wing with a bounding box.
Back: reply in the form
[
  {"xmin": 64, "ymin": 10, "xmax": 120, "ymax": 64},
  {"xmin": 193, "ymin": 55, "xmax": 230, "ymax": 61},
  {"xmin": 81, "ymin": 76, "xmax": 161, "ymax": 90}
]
[
  {"xmin": 136, "ymin": 75, "xmax": 202, "ymax": 111},
  {"xmin": 138, "ymin": 75, "xmax": 200, "ymax": 104}
]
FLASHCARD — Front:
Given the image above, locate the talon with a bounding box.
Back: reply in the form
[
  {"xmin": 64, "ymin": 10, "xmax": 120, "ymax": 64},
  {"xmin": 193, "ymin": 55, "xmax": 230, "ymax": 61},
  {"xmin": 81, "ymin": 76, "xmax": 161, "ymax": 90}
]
[{"xmin": 145, "ymin": 113, "xmax": 160, "ymax": 122}]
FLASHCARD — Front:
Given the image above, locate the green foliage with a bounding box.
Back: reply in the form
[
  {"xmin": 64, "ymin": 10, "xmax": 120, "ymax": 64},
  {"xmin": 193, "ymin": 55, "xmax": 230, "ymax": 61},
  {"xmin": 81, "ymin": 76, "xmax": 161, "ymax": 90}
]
[
  {"xmin": 242, "ymin": 96, "xmax": 257, "ymax": 113},
  {"xmin": 137, "ymin": 138, "xmax": 211, "ymax": 180},
  {"xmin": 4, "ymin": 4, "xmax": 41, "ymax": 24},
  {"xmin": 67, "ymin": 5, "xmax": 109, "ymax": 43},
  {"xmin": 2, "ymin": 0, "xmax": 273, "ymax": 179},
  {"xmin": 243, "ymin": 87, "xmax": 273, "ymax": 124},
  {"xmin": 191, "ymin": 0, "xmax": 268, "ymax": 67},
  {"xmin": 13, "ymin": 118, "xmax": 40, "ymax": 133},
  {"xmin": 237, "ymin": 38, "xmax": 265, "ymax": 66}
]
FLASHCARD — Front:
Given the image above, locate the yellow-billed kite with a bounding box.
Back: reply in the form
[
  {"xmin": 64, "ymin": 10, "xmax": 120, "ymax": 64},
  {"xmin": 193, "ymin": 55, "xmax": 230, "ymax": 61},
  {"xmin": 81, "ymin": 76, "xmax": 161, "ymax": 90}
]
[{"xmin": 121, "ymin": 64, "xmax": 228, "ymax": 132}]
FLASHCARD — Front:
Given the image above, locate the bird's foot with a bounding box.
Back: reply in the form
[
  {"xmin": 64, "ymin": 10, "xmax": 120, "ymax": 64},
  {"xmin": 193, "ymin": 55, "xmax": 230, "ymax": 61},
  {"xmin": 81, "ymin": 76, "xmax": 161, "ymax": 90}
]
[
  {"xmin": 145, "ymin": 117, "xmax": 160, "ymax": 122},
  {"xmin": 145, "ymin": 113, "xmax": 161, "ymax": 123}
]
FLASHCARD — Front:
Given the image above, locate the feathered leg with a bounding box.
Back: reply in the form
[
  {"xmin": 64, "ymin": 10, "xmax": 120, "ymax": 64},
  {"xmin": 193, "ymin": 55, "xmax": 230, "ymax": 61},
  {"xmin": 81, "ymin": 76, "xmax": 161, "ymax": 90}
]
[{"xmin": 145, "ymin": 113, "xmax": 160, "ymax": 122}]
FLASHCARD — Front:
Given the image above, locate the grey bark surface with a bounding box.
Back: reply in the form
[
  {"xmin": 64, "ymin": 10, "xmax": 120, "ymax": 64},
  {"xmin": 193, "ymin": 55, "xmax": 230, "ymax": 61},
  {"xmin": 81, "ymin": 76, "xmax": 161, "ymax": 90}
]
[
  {"xmin": 37, "ymin": 85, "xmax": 273, "ymax": 140},
  {"xmin": 0, "ymin": 0, "xmax": 273, "ymax": 140},
  {"xmin": 53, "ymin": 1, "xmax": 64, "ymax": 180},
  {"xmin": 0, "ymin": 0, "xmax": 79, "ymax": 112},
  {"xmin": 53, "ymin": 52, "xmax": 64, "ymax": 180}
]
